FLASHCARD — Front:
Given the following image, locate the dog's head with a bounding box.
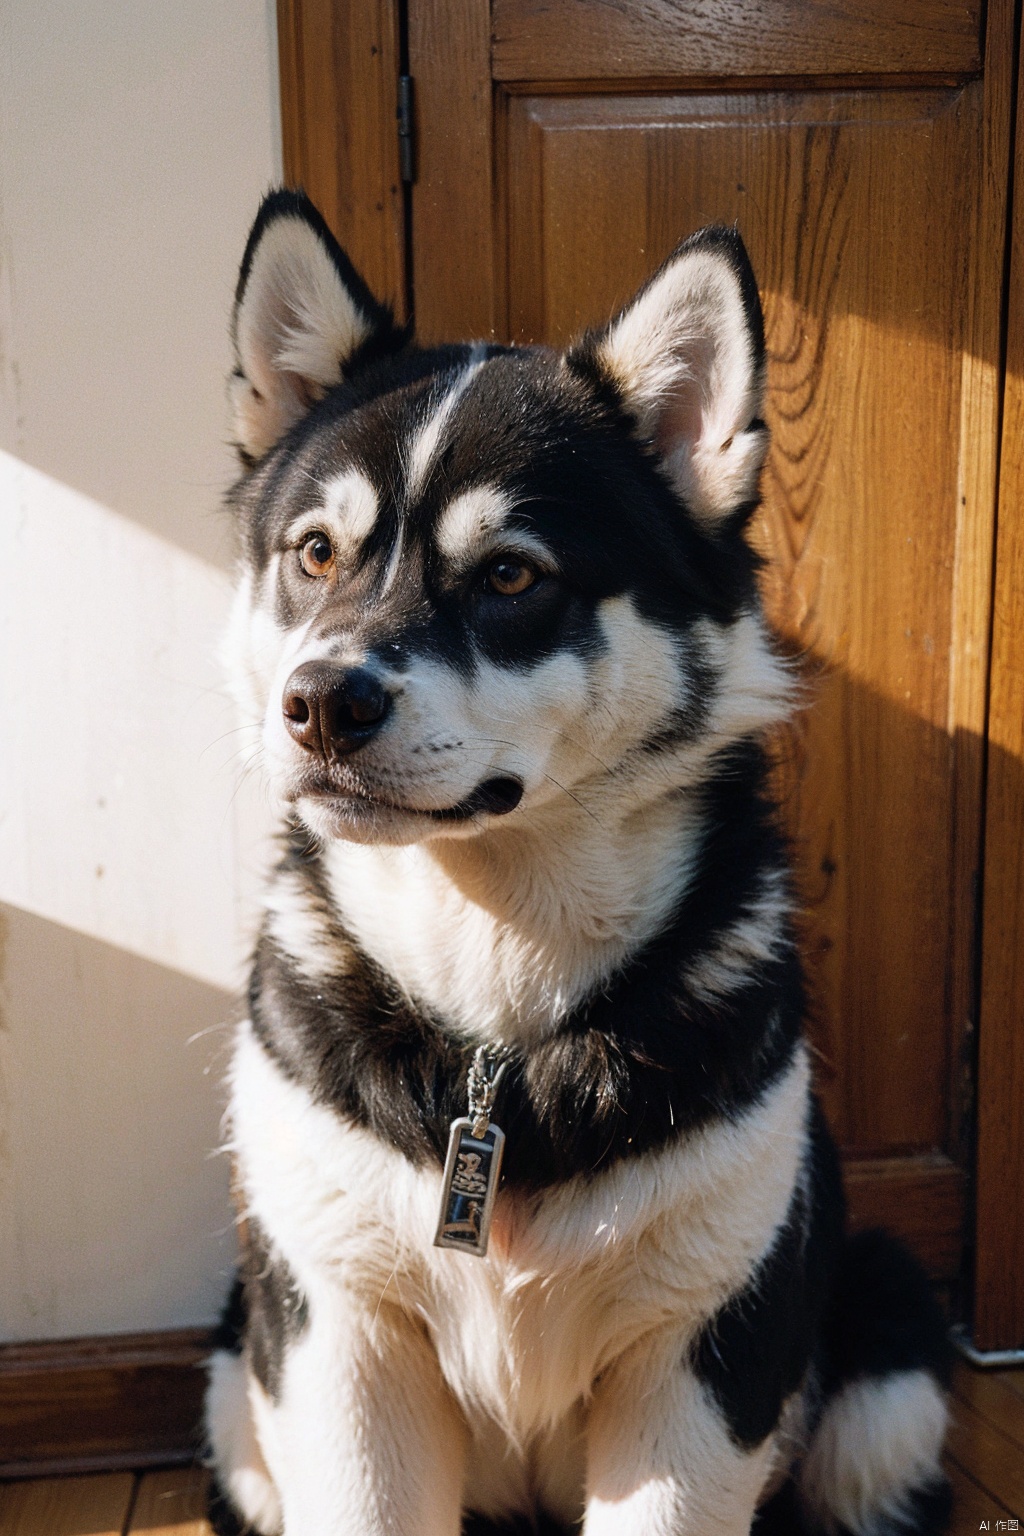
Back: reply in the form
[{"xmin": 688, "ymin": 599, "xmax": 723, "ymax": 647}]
[{"xmin": 225, "ymin": 190, "xmax": 787, "ymax": 847}]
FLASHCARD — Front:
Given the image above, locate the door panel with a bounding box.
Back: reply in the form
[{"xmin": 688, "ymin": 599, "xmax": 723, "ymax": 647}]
[{"xmin": 503, "ymin": 85, "xmax": 977, "ymax": 1157}]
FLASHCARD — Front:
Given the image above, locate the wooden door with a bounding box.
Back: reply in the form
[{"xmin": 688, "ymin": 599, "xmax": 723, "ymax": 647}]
[{"xmin": 278, "ymin": 0, "xmax": 1022, "ymax": 1340}]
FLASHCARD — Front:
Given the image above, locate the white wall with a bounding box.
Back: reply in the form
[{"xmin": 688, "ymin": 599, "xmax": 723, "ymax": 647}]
[{"xmin": 0, "ymin": 1, "xmax": 281, "ymax": 1340}]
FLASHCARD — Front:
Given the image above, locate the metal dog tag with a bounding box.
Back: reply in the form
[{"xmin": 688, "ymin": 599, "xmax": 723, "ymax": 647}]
[{"xmin": 434, "ymin": 1118, "xmax": 505, "ymax": 1257}]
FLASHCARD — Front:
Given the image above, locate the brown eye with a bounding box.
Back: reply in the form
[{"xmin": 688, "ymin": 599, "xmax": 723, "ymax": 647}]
[
  {"xmin": 299, "ymin": 532, "xmax": 335, "ymax": 577},
  {"xmin": 486, "ymin": 559, "xmax": 537, "ymax": 596}
]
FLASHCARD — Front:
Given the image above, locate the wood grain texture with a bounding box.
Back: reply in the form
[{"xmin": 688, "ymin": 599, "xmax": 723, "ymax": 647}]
[
  {"xmin": 277, "ymin": 0, "xmax": 407, "ymax": 318},
  {"xmin": 0, "ymin": 1474, "xmax": 135, "ymax": 1536},
  {"xmin": 997, "ymin": 1369, "xmax": 1024, "ymax": 1404},
  {"xmin": 128, "ymin": 1467, "xmax": 212, "ymax": 1534},
  {"xmin": 974, "ymin": 6, "xmax": 1024, "ymax": 1354},
  {"xmin": 408, "ymin": 0, "xmax": 499, "ymax": 341},
  {"xmin": 944, "ymin": 1453, "xmax": 1016, "ymax": 1530},
  {"xmin": 946, "ymin": 1393, "xmax": 1024, "ymax": 1513},
  {"xmin": 0, "ymin": 1330, "xmax": 213, "ymax": 1479},
  {"xmin": 492, "ymin": 0, "xmax": 983, "ymax": 82},
  {"xmin": 953, "ymin": 1365, "xmax": 1024, "ymax": 1455},
  {"xmin": 503, "ymin": 85, "xmax": 984, "ymax": 1162}
]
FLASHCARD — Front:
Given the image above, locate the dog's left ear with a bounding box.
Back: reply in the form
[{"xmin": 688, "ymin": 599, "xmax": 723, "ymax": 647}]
[
  {"xmin": 570, "ymin": 227, "xmax": 767, "ymax": 528},
  {"xmin": 230, "ymin": 189, "xmax": 396, "ymax": 462}
]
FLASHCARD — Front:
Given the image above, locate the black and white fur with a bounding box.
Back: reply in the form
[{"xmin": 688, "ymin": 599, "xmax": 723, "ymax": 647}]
[{"xmin": 206, "ymin": 190, "xmax": 951, "ymax": 1536}]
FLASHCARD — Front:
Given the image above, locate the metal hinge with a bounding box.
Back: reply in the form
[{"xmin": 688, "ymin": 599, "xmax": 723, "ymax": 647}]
[{"xmin": 398, "ymin": 75, "xmax": 415, "ymax": 184}]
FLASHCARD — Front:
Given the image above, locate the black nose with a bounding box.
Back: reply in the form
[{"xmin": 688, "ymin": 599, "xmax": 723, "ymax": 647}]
[{"xmin": 282, "ymin": 663, "xmax": 390, "ymax": 757}]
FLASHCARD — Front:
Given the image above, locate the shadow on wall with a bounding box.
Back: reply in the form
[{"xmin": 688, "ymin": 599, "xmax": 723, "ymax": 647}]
[{"xmin": 0, "ymin": 902, "xmax": 238, "ymax": 1343}]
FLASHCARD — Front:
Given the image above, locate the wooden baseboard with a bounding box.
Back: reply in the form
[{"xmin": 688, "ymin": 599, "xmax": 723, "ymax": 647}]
[{"xmin": 0, "ymin": 1327, "xmax": 215, "ymax": 1480}]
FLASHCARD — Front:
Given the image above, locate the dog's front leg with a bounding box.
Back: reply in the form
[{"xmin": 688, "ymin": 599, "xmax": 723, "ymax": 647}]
[
  {"xmin": 583, "ymin": 1331, "xmax": 775, "ymax": 1536},
  {"xmin": 255, "ymin": 1293, "xmax": 468, "ymax": 1536}
]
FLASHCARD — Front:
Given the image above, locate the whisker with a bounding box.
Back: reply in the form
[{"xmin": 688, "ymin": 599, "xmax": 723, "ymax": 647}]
[{"xmin": 199, "ymin": 722, "xmax": 262, "ymax": 764}]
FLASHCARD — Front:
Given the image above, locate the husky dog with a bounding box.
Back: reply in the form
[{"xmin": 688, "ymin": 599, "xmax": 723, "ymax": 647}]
[{"xmin": 206, "ymin": 190, "xmax": 951, "ymax": 1536}]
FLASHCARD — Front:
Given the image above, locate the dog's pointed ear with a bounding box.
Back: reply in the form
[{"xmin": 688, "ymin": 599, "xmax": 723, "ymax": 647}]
[
  {"xmin": 570, "ymin": 227, "xmax": 768, "ymax": 528},
  {"xmin": 230, "ymin": 189, "xmax": 395, "ymax": 462}
]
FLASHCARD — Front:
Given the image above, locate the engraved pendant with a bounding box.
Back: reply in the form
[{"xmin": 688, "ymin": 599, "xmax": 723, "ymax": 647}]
[{"xmin": 434, "ymin": 1117, "xmax": 506, "ymax": 1258}]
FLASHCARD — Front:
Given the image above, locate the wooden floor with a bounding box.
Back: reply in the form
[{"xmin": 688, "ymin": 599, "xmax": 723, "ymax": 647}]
[
  {"xmin": 946, "ymin": 1363, "xmax": 1024, "ymax": 1529},
  {"xmin": 0, "ymin": 1364, "xmax": 1020, "ymax": 1533}
]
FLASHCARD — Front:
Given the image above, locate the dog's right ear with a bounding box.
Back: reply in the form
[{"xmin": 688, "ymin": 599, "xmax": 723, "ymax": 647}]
[
  {"xmin": 567, "ymin": 227, "xmax": 767, "ymax": 530},
  {"xmin": 230, "ymin": 190, "xmax": 395, "ymax": 462}
]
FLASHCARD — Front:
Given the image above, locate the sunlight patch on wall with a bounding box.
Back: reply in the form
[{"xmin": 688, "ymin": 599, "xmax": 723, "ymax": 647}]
[{"xmin": 0, "ymin": 449, "xmax": 269, "ymax": 992}]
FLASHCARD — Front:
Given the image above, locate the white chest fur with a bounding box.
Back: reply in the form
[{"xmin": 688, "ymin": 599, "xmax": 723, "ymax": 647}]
[
  {"xmin": 230, "ymin": 1024, "xmax": 810, "ymax": 1440},
  {"xmin": 321, "ymin": 793, "xmax": 701, "ymax": 1046}
]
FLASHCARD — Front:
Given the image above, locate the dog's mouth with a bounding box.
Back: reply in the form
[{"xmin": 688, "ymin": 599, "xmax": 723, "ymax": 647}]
[
  {"xmin": 301, "ymin": 774, "xmax": 524, "ymax": 823},
  {"xmin": 429, "ymin": 776, "xmax": 524, "ymax": 819}
]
